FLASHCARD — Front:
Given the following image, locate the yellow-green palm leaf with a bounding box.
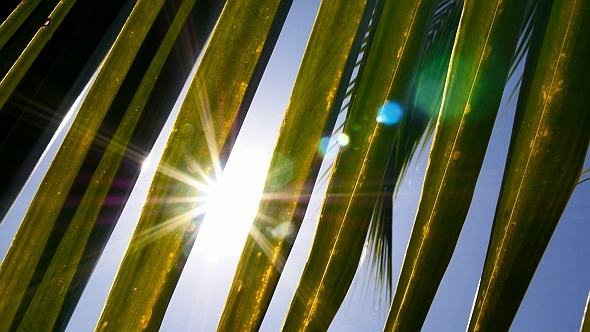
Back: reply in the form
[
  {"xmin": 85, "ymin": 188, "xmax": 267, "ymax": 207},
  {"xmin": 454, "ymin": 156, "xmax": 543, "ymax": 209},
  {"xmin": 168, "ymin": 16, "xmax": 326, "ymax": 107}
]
[{"xmin": 468, "ymin": 0, "xmax": 590, "ymax": 329}]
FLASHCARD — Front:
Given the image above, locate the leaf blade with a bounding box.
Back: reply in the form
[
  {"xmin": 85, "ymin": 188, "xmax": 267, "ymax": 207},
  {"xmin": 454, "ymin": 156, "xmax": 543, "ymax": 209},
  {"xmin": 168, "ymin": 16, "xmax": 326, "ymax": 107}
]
[
  {"xmin": 96, "ymin": 0, "xmax": 292, "ymax": 330},
  {"xmin": 12, "ymin": 0, "xmax": 212, "ymax": 329},
  {"xmin": 281, "ymin": 0, "xmax": 440, "ymax": 329},
  {"xmin": 217, "ymin": 1, "xmax": 377, "ymax": 330},
  {"xmin": 0, "ymin": 0, "xmax": 169, "ymax": 328},
  {"xmin": 468, "ymin": 0, "xmax": 590, "ymax": 329},
  {"xmin": 0, "ymin": 0, "xmax": 43, "ymax": 50},
  {"xmin": 384, "ymin": 0, "xmax": 529, "ymax": 329}
]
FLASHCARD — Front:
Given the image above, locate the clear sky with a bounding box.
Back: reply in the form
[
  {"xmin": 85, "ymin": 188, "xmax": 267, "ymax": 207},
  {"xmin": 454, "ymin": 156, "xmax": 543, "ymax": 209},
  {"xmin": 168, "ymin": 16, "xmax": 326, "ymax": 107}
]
[{"xmin": 1, "ymin": 0, "xmax": 588, "ymax": 331}]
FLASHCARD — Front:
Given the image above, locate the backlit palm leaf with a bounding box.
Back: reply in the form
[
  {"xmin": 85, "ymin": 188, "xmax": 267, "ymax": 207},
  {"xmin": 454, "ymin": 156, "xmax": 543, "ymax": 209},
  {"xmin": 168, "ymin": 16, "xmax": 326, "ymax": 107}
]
[
  {"xmin": 468, "ymin": 0, "xmax": 590, "ymax": 328},
  {"xmin": 0, "ymin": 0, "xmax": 168, "ymax": 328},
  {"xmin": 0, "ymin": 0, "xmax": 586, "ymax": 330},
  {"xmin": 384, "ymin": 0, "xmax": 529, "ymax": 329},
  {"xmin": 282, "ymin": 0, "xmax": 440, "ymax": 329},
  {"xmin": 10, "ymin": 1, "xmax": 220, "ymax": 330},
  {"xmin": 0, "ymin": 0, "xmax": 131, "ymax": 222},
  {"xmin": 217, "ymin": 0, "xmax": 379, "ymax": 330},
  {"xmin": 366, "ymin": 0, "xmax": 462, "ymax": 301},
  {"xmin": 96, "ymin": 0, "xmax": 292, "ymax": 329},
  {"xmin": 0, "ymin": 0, "xmax": 44, "ymax": 50}
]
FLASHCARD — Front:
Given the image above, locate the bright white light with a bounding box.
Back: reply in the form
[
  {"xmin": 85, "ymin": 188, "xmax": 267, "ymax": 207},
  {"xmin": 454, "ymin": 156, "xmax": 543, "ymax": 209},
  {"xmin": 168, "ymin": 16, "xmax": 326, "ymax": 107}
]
[
  {"xmin": 337, "ymin": 133, "xmax": 350, "ymax": 147},
  {"xmin": 193, "ymin": 145, "xmax": 270, "ymax": 259},
  {"xmin": 376, "ymin": 101, "xmax": 403, "ymax": 125},
  {"xmin": 141, "ymin": 155, "xmax": 151, "ymax": 172}
]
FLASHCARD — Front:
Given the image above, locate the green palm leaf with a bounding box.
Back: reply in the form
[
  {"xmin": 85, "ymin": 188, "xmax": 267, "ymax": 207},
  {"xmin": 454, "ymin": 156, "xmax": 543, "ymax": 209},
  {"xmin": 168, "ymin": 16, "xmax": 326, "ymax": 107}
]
[
  {"xmin": 468, "ymin": 0, "xmax": 590, "ymax": 329},
  {"xmin": 366, "ymin": 0, "xmax": 462, "ymax": 300},
  {"xmin": 96, "ymin": 0, "xmax": 292, "ymax": 329},
  {"xmin": 10, "ymin": 0, "xmax": 212, "ymax": 329},
  {"xmin": 49, "ymin": 3, "xmax": 223, "ymax": 330},
  {"xmin": 0, "ymin": 0, "xmax": 586, "ymax": 329},
  {"xmin": 0, "ymin": 3, "xmax": 223, "ymax": 329},
  {"xmin": 282, "ymin": 0, "xmax": 440, "ymax": 329},
  {"xmin": 0, "ymin": 0, "xmax": 169, "ymax": 328},
  {"xmin": 217, "ymin": 1, "xmax": 378, "ymax": 330},
  {"xmin": 0, "ymin": 0, "xmax": 59, "ymax": 80},
  {"xmin": 0, "ymin": 0, "xmax": 44, "ymax": 50},
  {"xmin": 384, "ymin": 0, "xmax": 529, "ymax": 329},
  {"xmin": 0, "ymin": 0, "xmax": 79, "ymax": 109},
  {"xmin": 0, "ymin": 0, "xmax": 132, "ymax": 222}
]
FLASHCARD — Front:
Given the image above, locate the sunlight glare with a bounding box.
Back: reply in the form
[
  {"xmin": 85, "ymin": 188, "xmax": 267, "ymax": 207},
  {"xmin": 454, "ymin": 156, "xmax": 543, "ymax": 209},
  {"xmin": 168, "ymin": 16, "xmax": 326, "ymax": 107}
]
[
  {"xmin": 141, "ymin": 154, "xmax": 151, "ymax": 172},
  {"xmin": 193, "ymin": 145, "xmax": 270, "ymax": 259},
  {"xmin": 337, "ymin": 133, "xmax": 350, "ymax": 146},
  {"xmin": 376, "ymin": 101, "xmax": 403, "ymax": 125}
]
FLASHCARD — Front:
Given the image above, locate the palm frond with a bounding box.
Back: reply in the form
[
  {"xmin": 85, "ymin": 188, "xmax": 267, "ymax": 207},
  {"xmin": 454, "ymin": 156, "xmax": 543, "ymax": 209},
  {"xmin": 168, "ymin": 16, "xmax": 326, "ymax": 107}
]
[
  {"xmin": 502, "ymin": 0, "xmax": 538, "ymax": 111},
  {"xmin": 468, "ymin": 0, "xmax": 590, "ymax": 328},
  {"xmin": 0, "ymin": 0, "xmax": 170, "ymax": 328},
  {"xmin": 11, "ymin": 1, "xmax": 223, "ymax": 329},
  {"xmin": 365, "ymin": 0, "xmax": 462, "ymax": 303},
  {"xmin": 0, "ymin": 0, "xmax": 586, "ymax": 330},
  {"xmin": 218, "ymin": 0, "xmax": 380, "ymax": 330},
  {"xmin": 0, "ymin": 0, "xmax": 81, "ymax": 109},
  {"xmin": 384, "ymin": 0, "xmax": 529, "ymax": 329},
  {"xmin": 283, "ymin": 0, "xmax": 441, "ymax": 329},
  {"xmin": 0, "ymin": 0, "xmax": 133, "ymax": 223},
  {"xmin": 0, "ymin": 0, "xmax": 44, "ymax": 50},
  {"xmin": 507, "ymin": 0, "xmax": 537, "ymax": 81},
  {"xmin": 96, "ymin": 0, "xmax": 292, "ymax": 329}
]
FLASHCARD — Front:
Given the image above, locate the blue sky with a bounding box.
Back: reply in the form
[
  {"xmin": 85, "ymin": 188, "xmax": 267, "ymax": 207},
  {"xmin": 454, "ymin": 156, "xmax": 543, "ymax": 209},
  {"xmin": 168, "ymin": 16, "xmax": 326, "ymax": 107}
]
[{"xmin": 1, "ymin": 0, "xmax": 589, "ymax": 331}]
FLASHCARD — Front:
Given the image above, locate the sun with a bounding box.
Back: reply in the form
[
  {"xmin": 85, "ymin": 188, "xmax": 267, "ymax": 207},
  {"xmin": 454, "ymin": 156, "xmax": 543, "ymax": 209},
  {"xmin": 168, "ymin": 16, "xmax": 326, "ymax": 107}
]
[{"xmin": 192, "ymin": 145, "xmax": 270, "ymax": 259}]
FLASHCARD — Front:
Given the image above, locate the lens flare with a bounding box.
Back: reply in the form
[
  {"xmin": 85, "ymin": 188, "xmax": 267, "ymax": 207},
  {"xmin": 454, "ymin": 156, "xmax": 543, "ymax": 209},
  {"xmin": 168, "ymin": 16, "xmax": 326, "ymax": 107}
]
[
  {"xmin": 337, "ymin": 133, "xmax": 350, "ymax": 147},
  {"xmin": 376, "ymin": 101, "xmax": 403, "ymax": 125},
  {"xmin": 318, "ymin": 136, "xmax": 330, "ymax": 156}
]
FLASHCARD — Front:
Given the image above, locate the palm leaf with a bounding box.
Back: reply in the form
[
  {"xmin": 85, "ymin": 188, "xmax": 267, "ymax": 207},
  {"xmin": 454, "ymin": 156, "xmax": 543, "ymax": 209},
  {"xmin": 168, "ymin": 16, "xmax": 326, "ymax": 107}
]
[
  {"xmin": 366, "ymin": 0, "xmax": 462, "ymax": 301},
  {"xmin": 467, "ymin": 0, "xmax": 590, "ymax": 329},
  {"xmin": 503, "ymin": 0, "xmax": 537, "ymax": 108},
  {"xmin": 507, "ymin": 0, "xmax": 536, "ymax": 80},
  {"xmin": 0, "ymin": 0, "xmax": 44, "ymax": 50},
  {"xmin": 0, "ymin": 0, "xmax": 58, "ymax": 81},
  {"xmin": 96, "ymin": 0, "xmax": 292, "ymax": 329},
  {"xmin": 9, "ymin": 1, "xmax": 220, "ymax": 330},
  {"xmin": 384, "ymin": 0, "xmax": 529, "ymax": 329},
  {"xmin": 217, "ymin": 1, "xmax": 378, "ymax": 330},
  {"xmin": 49, "ymin": 2, "xmax": 224, "ymax": 329},
  {"xmin": 282, "ymin": 0, "xmax": 440, "ymax": 329},
  {"xmin": 0, "ymin": 0, "xmax": 133, "ymax": 223},
  {"xmin": 0, "ymin": 0, "xmax": 586, "ymax": 329},
  {"xmin": 0, "ymin": 0, "xmax": 80, "ymax": 109},
  {"xmin": 0, "ymin": 0, "xmax": 170, "ymax": 328}
]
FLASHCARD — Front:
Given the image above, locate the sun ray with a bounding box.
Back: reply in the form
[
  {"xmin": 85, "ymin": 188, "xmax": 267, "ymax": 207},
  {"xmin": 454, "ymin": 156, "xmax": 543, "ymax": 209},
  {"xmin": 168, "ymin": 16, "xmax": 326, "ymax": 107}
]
[
  {"xmin": 156, "ymin": 163, "xmax": 212, "ymax": 193},
  {"xmin": 131, "ymin": 203, "xmax": 208, "ymax": 250}
]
